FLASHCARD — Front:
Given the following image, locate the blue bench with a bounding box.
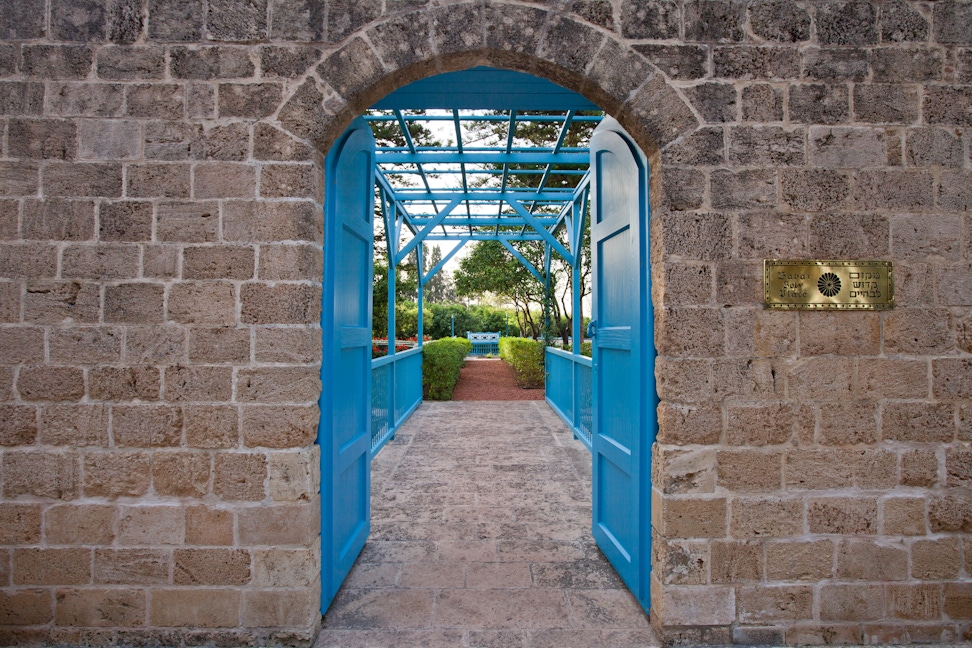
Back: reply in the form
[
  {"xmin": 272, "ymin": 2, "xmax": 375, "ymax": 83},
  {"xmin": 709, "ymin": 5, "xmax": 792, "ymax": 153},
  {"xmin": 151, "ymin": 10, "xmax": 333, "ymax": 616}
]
[{"xmin": 467, "ymin": 332, "xmax": 500, "ymax": 356}]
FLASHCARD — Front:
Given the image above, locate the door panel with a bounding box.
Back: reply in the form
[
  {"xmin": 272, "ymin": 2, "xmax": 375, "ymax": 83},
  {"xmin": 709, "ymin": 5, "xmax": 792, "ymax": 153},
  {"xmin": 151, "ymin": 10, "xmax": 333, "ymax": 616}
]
[
  {"xmin": 589, "ymin": 117, "xmax": 656, "ymax": 612},
  {"xmin": 320, "ymin": 118, "xmax": 376, "ymax": 613}
]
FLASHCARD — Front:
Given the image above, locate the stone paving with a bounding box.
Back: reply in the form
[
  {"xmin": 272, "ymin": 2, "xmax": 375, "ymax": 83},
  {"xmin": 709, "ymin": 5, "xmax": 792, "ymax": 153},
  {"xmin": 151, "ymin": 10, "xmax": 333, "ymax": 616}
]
[{"xmin": 317, "ymin": 401, "xmax": 658, "ymax": 648}]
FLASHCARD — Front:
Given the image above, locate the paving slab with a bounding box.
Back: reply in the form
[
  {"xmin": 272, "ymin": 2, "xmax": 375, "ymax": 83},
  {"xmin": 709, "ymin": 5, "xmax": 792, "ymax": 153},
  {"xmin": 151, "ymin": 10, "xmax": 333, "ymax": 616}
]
[{"xmin": 317, "ymin": 401, "xmax": 659, "ymax": 647}]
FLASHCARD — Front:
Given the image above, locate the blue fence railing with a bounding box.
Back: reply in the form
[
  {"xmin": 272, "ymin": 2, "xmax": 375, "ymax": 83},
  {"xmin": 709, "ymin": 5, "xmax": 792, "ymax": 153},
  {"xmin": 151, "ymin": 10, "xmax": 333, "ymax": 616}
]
[
  {"xmin": 545, "ymin": 347, "xmax": 592, "ymax": 451},
  {"xmin": 371, "ymin": 346, "xmax": 423, "ymax": 456}
]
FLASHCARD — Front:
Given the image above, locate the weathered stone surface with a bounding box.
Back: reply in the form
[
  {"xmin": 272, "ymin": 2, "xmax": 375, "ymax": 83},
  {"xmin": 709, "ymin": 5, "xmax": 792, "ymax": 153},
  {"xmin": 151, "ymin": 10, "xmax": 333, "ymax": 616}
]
[
  {"xmin": 51, "ymin": 0, "xmax": 107, "ymax": 41},
  {"xmin": 148, "ymin": 0, "xmax": 205, "ymax": 41},
  {"xmin": 170, "ymin": 46, "xmax": 254, "ymax": 79},
  {"xmin": 620, "ymin": 0, "xmax": 679, "ymax": 39},
  {"xmin": 803, "ymin": 48, "xmax": 869, "ymax": 81},
  {"xmin": 97, "ymin": 46, "xmax": 165, "ymax": 80}
]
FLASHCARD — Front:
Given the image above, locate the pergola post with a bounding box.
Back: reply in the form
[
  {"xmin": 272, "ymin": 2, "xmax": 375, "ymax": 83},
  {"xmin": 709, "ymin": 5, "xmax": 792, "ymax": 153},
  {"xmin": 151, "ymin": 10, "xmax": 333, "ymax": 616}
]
[{"xmin": 416, "ymin": 245, "xmax": 424, "ymax": 344}]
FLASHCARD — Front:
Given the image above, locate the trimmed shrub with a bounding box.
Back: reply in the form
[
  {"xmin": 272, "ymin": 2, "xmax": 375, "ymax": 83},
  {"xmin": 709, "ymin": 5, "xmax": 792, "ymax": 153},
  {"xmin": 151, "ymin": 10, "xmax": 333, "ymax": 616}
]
[
  {"xmin": 422, "ymin": 337, "xmax": 472, "ymax": 400},
  {"xmin": 575, "ymin": 341, "xmax": 592, "ymax": 357},
  {"xmin": 499, "ymin": 337, "xmax": 546, "ymax": 389}
]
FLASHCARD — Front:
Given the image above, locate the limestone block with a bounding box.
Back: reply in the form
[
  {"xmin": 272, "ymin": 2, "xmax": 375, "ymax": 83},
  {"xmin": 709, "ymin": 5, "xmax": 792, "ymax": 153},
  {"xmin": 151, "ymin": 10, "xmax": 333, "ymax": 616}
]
[
  {"xmin": 815, "ymin": 1, "xmax": 877, "ymax": 46},
  {"xmin": 748, "ymin": 0, "xmax": 810, "ymax": 42},
  {"xmin": 883, "ymin": 401, "xmax": 954, "ymax": 442},
  {"xmin": 259, "ymin": 46, "xmax": 322, "ymax": 80},
  {"xmin": 240, "ymin": 283, "xmax": 321, "ymax": 324},
  {"xmin": 0, "ymin": 589, "xmax": 51, "ymax": 625},
  {"xmin": 117, "ymin": 505, "xmax": 184, "ymax": 545},
  {"xmin": 259, "ymin": 163, "xmax": 322, "ymax": 200},
  {"xmin": 54, "ymin": 588, "xmax": 146, "ymax": 627},
  {"xmin": 218, "ymin": 83, "xmax": 281, "ymax": 118},
  {"xmin": 886, "ymin": 583, "xmax": 943, "ymax": 621},
  {"xmin": 168, "ymin": 281, "xmax": 236, "ymax": 325},
  {"xmin": 0, "ymin": 404, "xmax": 37, "ymax": 445},
  {"xmin": 729, "ymin": 126, "xmax": 804, "ymax": 166},
  {"xmin": 48, "ymin": 82, "xmax": 124, "ymax": 117},
  {"xmin": 737, "ymin": 585, "xmax": 813, "ymax": 622},
  {"xmin": 126, "ymin": 83, "xmax": 185, "ymax": 119},
  {"xmin": 150, "ymin": 589, "xmax": 240, "ymax": 627},
  {"xmin": 237, "ymin": 503, "xmax": 319, "ymax": 545},
  {"xmin": 713, "ymin": 45, "xmax": 800, "ymax": 80},
  {"xmin": 17, "ymin": 366, "xmax": 85, "ymax": 402},
  {"xmin": 185, "ymin": 505, "xmax": 234, "ymax": 545},
  {"xmin": 242, "ymin": 588, "xmax": 319, "ymax": 626},
  {"xmin": 14, "ymin": 548, "xmax": 91, "ymax": 585},
  {"xmin": 662, "ymin": 497, "xmax": 726, "ymax": 538},
  {"xmin": 0, "ymin": 504, "xmax": 42, "ymax": 544},
  {"xmin": 223, "ymin": 200, "xmax": 322, "ymax": 243},
  {"xmin": 268, "ymin": 450, "xmax": 317, "ymax": 502},
  {"xmin": 193, "ymin": 163, "xmax": 257, "ymax": 199},
  {"xmin": 820, "ymin": 583, "xmax": 885, "ymax": 621},
  {"xmin": 765, "ymin": 540, "xmax": 834, "ymax": 580},
  {"xmin": 82, "ymin": 451, "xmax": 151, "ymax": 498},
  {"xmin": 789, "ymin": 83, "xmax": 849, "ymax": 125},
  {"xmin": 808, "ymin": 497, "xmax": 878, "ymax": 535},
  {"xmin": 147, "ymin": 0, "xmax": 204, "ymax": 41},
  {"xmin": 835, "ymin": 539, "xmax": 908, "ymax": 581},
  {"xmin": 780, "ymin": 169, "xmax": 850, "ymax": 211},
  {"xmin": 22, "ymin": 45, "xmax": 93, "ymax": 80},
  {"xmin": 127, "ymin": 163, "xmax": 191, "ymax": 198},
  {"xmin": 664, "ymin": 127, "xmax": 724, "ymax": 166},
  {"xmin": 658, "ymin": 585, "xmax": 735, "ymax": 625},
  {"xmin": 241, "ymin": 406, "xmax": 317, "ymax": 448},
  {"xmin": 685, "ymin": 0, "xmax": 746, "ymax": 42},
  {"xmin": 113, "ymin": 405, "xmax": 183, "ymax": 447},
  {"xmin": 0, "ymin": 327, "xmax": 45, "ymax": 363},
  {"xmin": 100, "ymin": 201, "xmax": 153, "ymax": 241},
  {"xmin": 50, "ymin": 326, "xmax": 123, "ymax": 364},
  {"xmin": 124, "ymin": 325, "xmax": 187, "ymax": 364},
  {"xmin": 912, "ymin": 537, "xmax": 961, "ymax": 580},
  {"xmin": 45, "ymin": 504, "xmax": 115, "ymax": 545},
  {"xmin": 184, "ymin": 404, "xmax": 239, "ymax": 449},
  {"xmin": 620, "ymin": 0, "xmax": 680, "ymax": 39},
  {"xmin": 44, "ymin": 163, "xmax": 123, "ymax": 197},
  {"xmin": 741, "ymin": 84, "xmax": 783, "ymax": 121},
  {"xmin": 170, "ymin": 45, "xmax": 255, "ymax": 79},
  {"xmin": 711, "ymin": 540, "xmax": 761, "ymax": 583},
  {"xmin": 183, "ymin": 246, "xmax": 255, "ymax": 281},
  {"xmin": 164, "ymin": 365, "xmax": 233, "ymax": 402},
  {"xmin": 0, "ymin": 0, "xmax": 45, "ymax": 40},
  {"xmin": 188, "ymin": 327, "xmax": 251, "ymax": 364},
  {"xmin": 685, "ymin": 83, "xmax": 736, "ymax": 124},
  {"xmin": 96, "ymin": 46, "xmax": 165, "ymax": 80},
  {"xmin": 657, "ymin": 403, "xmax": 721, "ymax": 445},
  {"xmin": 717, "ymin": 449, "xmax": 782, "ymax": 492},
  {"xmin": 151, "ymin": 451, "xmax": 211, "ymax": 497},
  {"xmin": 881, "ymin": 497, "xmax": 926, "ymax": 536},
  {"xmin": 252, "ymin": 547, "xmax": 316, "ymax": 586},
  {"xmin": 901, "ymin": 449, "xmax": 939, "ymax": 487},
  {"xmin": 174, "ymin": 548, "xmax": 251, "ymax": 585},
  {"xmin": 103, "ymin": 283, "xmax": 165, "ymax": 324},
  {"xmin": 255, "ymin": 326, "xmax": 320, "ymax": 363},
  {"xmin": 803, "ymin": 48, "xmax": 869, "ymax": 82},
  {"xmin": 213, "ymin": 452, "xmax": 267, "ymax": 501}
]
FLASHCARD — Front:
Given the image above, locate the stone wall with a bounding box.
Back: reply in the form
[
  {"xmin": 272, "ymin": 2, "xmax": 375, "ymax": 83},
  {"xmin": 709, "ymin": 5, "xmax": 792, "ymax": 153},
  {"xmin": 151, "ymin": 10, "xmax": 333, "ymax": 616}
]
[{"xmin": 0, "ymin": 0, "xmax": 968, "ymax": 645}]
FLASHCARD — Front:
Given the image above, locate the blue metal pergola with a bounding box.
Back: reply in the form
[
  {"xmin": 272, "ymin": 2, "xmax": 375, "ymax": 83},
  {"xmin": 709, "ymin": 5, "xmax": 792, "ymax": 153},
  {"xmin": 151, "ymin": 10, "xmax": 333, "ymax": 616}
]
[{"xmin": 365, "ymin": 67, "xmax": 603, "ymax": 348}]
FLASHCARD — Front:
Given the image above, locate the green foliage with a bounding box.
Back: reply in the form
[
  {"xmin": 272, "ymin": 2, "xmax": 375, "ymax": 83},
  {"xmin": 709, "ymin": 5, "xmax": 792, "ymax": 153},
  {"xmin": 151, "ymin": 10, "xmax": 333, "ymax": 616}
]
[
  {"xmin": 576, "ymin": 341, "xmax": 592, "ymax": 357},
  {"xmin": 422, "ymin": 337, "xmax": 472, "ymax": 400},
  {"xmin": 425, "ymin": 302, "xmax": 520, "ymax": 340},
  {"xmin": 498, "ymin": 337, "xmax": 546, "ymax": 389}
]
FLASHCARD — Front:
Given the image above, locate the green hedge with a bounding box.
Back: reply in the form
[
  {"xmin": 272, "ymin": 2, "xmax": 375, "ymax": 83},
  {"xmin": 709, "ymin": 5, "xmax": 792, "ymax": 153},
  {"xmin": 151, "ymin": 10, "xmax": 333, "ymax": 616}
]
[
  {"xmin": 499, "ymin": 337, "xmax": 546, "ymax": 389},
  {"xmin": 422, "ymin": 337, "xmax": 472, "ymax": 400}
]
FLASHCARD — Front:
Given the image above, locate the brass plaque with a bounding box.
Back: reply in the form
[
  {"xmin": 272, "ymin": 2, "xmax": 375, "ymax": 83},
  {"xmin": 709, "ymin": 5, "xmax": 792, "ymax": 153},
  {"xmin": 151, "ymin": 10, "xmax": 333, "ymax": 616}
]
[{"xmin": 764, "ymin": 260, "xmax": 893, "ymax": 310}]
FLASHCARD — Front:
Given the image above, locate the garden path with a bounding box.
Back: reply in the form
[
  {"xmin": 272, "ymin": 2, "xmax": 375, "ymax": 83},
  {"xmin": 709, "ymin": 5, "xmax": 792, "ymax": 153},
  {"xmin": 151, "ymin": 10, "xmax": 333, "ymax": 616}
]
[
  {"xmin": 451, "ymin": 358, "xmax": 545, "ymax": 401},
  {"xmin": 316, "ymin": 401, "xmax": 657, "ymax": 647}
]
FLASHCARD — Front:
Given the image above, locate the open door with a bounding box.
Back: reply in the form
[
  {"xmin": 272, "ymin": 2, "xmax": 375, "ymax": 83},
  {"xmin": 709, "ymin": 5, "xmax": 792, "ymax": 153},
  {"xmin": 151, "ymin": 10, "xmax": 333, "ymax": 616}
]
[
  {"xmin": 589, "ymin": 117, "xmax": 657, "ymax": 611},
  {"xmin": 319, "ymin": 118, "xmax": 376, "ymax": 613}
]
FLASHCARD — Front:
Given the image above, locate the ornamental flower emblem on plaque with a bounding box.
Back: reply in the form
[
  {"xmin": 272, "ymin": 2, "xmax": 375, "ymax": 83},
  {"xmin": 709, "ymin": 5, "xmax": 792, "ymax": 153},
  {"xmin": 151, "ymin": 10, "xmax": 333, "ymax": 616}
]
[{"xmin": 817, "ymin": 272, "xmax": 842, "ymax": 297}]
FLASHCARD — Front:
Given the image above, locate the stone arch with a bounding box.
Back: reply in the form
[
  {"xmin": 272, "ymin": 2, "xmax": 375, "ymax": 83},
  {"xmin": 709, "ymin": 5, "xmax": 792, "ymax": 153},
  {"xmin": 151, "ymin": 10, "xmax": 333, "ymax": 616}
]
[{"xmin": 265, "ymin": 3, "xmax": 701, "ymax": 165}]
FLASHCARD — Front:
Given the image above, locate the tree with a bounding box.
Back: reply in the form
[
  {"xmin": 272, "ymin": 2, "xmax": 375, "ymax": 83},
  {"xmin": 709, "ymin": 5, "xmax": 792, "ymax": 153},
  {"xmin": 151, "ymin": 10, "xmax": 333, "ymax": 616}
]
[
  {"xmin": 423, "ymin": 245, "xmax": 456, "ymax": 304},
  {"xmin": 454, "ymin": 110, "xmax": 597, "ymax": 344},
  {"xmin": 369, "ymin": 112, "xmax": 442, "ymax": 339}
]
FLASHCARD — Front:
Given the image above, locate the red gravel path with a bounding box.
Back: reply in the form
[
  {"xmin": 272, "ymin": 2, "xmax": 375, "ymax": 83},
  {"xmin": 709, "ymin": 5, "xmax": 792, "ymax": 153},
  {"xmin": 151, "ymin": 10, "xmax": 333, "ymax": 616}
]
[{"xmin": 451, "ymin": 358, "xmax": 545, "ymax": 401}]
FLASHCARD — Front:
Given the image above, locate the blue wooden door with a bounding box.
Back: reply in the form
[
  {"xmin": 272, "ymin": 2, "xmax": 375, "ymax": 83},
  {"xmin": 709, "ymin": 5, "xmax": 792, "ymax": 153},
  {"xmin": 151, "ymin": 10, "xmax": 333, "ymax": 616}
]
[
  {"xmin": 319, "ymin": 118, "xmax": 376, "ymax": 613},
  {"xmin": 589, "ymin": 117, "xmax": 656, "ymax": 611}
]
